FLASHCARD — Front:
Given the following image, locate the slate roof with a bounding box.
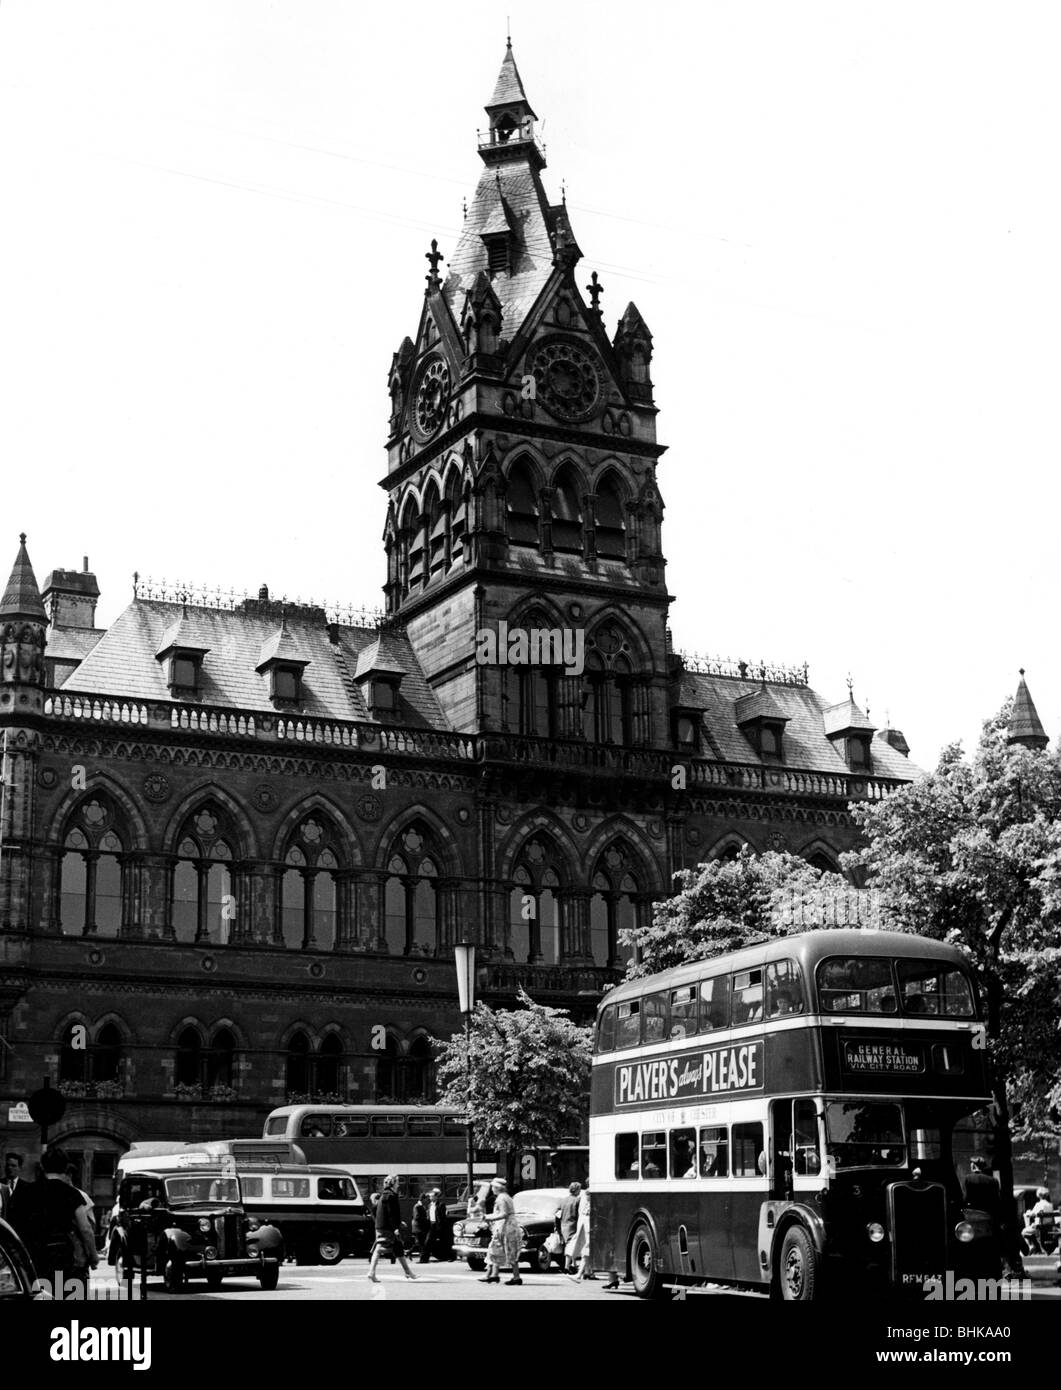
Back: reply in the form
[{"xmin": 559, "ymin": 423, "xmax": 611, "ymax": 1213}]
[
  {"xmin": 443, "ymin": 160, "xmax": 559, "ymax": 335},
  {"xmin": 58, "ymin": 599, "xmax": 448, "ymax": 729},
  {"xmin": 44, "ymin": 627, "xmax": 105, "ymax": 662},
  {"xmin": 822, "ymin": 697, "xmax": 877, "ymax": 737},
  {"xmin": 487, "ymin": 40, "xmax": 536, "ymax": 116},
  {"xmin": 1008, "ymin": 671, "xmax": 1048, "ymax": 747},
  {"xmin": 677, "ymin": 670, "xmax": 921, "ymax": 780}
]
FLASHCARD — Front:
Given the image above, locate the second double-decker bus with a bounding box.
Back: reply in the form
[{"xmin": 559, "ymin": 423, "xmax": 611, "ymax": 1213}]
[
  {"xmin": 261, "ymin": 1104, "xmax": 495, "ymax": 1216},
  {"xmin": 590, "ymin": 929, "xmax": 997, "ymax": 1299}
]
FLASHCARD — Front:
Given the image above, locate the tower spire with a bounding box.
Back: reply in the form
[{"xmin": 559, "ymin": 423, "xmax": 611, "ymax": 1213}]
[{"xmin": 1007, "ymin": 669, "xmax": 1049, "ymax": 750}]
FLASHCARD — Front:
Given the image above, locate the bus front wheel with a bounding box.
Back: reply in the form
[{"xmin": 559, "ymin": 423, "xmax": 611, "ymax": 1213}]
[
  {"xmin": 628, "ymin": 1222, "xmax": 665, "ymax": 1299},
  {"xmin": 778, "ymin": 1227, "xmax": 818, "ymax": 1302}
]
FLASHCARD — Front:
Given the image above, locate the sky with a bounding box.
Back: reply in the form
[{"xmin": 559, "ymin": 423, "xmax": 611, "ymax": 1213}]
[{"xmin": 0, "ymin": 0, "xmax": 1057, "ymax": 768}]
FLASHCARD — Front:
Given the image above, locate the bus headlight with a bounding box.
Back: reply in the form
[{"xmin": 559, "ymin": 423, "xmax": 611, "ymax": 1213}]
[
  {"xmin": 955, "ymin": 1221, "xmax": 976, "ymax": 1243},
  {"xmin": 866, "ymin": 1222, "xmax": 885, "ymax": 1243}
]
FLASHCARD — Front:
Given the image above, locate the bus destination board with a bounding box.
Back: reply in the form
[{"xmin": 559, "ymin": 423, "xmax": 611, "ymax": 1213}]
[
  {"xmin": 843, "ymin": 1040, "xmax": 923, "ymax": 1074},
  {"xmin": 614, "ymin": 1040, "xmax": 764, "ymax": 1107}
]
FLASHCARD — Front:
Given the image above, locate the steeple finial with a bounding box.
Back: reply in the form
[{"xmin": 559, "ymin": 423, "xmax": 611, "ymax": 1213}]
[
  {"xmin": 586, "ymin": 270, "xmax": 604, "ymax": 319},
  {"xmin": 425, "ymin": 239, "xmax": 444, "ymax": 294}
]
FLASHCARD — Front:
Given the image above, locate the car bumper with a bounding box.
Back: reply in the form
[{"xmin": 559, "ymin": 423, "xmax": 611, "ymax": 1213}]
[{"xmin": 183, "ymin": 1255, "xmax": 280, "ymax": 1276}]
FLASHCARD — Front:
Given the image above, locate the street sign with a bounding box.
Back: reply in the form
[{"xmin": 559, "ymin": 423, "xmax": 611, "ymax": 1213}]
[
  {"xmin": 7, "ymin": 1101, "xmax": 32, "ymax": 1124},
  {"xmin": 27, "ymin": 1086, "xmax": 66, "ymax": 1127}
]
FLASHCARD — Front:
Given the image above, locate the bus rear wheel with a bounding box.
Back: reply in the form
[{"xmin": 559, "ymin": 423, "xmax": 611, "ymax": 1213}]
[
  {"xmin": 628, "ymin": 1222, "xmax": 665, "ymax": 1299},
  {"xmin": 778, "ymin": 1227, "xmax": 818, "ymax": 1302}
]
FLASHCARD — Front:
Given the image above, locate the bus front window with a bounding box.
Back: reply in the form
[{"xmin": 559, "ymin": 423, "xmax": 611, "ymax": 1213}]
[{"xmin": 824, "ymin": 1101, "xmax": 906, "ymax": 1170}]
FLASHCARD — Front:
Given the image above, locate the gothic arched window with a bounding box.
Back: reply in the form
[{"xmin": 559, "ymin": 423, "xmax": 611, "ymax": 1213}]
[
  {"xmin": 91, "ymin": 1023, "xmax": 123, "ymax": 1085},
  {"xmin": 581, "ymin": 624, "xmax": 635, "ymax": 745},
  {"xmin": 506, "ymin": 459, "xmax": 539, "ymax": 547},
  {"xmin": 172, "ymin": 805, "xmax": 236, "ymax": 945},
  {"xmin": 207, "ymin": 1028, "xmax": 236, "ymax": 1091},
  {"xmin": 383, "ymin": 824, "xmax": 442, "ymax": 957},
  {"xmin": 595, "ymin": 475, "xmax": 627, "ymax": 559},
  {"xmin": 507, "ymin": 836, "xmax": 564, "ymax": 964},
  {"xmin": 280, "ymin": 816, "xmax": 341, "ymax": 952},
  {"xmin": 58, "ymin": 797, "xmax": 128, "ymax": 938},
  {"xmin": 286, "ymin": 1031, "xmax": 312, "ymax": 1098},
  {"xmin": 59, "ymin": 1023, "xmax": 88, "ymax": 1083},
  {"xmin": 317, "ymin": 1034, "xmax": 344, "ymax": 1099},
  {"xmin": 590, "ymin": 843, "xmax": 642, "ymax": 968},
  {"xmin": 175, "ymin": 1027, "xmax": 203, "ymax": 1088},
  {"xmin": 551, "ymin": 465, "xmax": 583, "ymax": 553},
  {"xmin": 401, "ymin": 496, "xmax": 423, "ymax": 593}
]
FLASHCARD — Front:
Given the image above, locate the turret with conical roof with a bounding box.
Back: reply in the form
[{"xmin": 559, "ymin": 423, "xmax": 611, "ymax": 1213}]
[
  {"xmin": 1007, "ymin": 669, "xmax": 1049, "ymax": 750},
  {"xmin": 0, "ymin": 533, "xmax": 47, "ymax": 711}
]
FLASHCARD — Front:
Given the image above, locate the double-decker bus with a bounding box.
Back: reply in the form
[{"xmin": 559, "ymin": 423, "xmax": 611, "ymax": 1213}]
[
  {"xmin": 590, "ymin": 930, "xmax": 998, "ymax": 1299},
  {"xmin": 261, "ymin": 1104, "xmax": 495, "ymax": 1215}
]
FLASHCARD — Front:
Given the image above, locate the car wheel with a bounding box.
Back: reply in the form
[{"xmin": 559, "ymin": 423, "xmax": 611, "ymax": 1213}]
[
  {"xmin": 628, "ymin": 1222, "xmax": 665, "ymax": 1299},
  {"xmin": 163, "ymin": 1259, "xmax": 186, "ymax": 1295},
  {"xmin": 317, "ymin": 1239, "xmax": 343, "ymax": 1266},
  {"xmin": 536, "ymin": 1245, "xmax": 552, "ymax": 1273},
  {"xmin": 779, "ymin": 1226, "xmax": 818, "ymax": 1302},
  {"xmin": 205, "ymin": 1268, "xmax": 223, "ymax": 1291},
  {"xmin": 258, "ymin": 1263, "xmax": 280, "ymax": 1291},
  {"xmin": 467, "ymin": 1256, "xmax": 486, "ymax": 1272}
]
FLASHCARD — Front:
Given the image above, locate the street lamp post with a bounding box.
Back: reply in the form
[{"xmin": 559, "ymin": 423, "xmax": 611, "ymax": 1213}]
[{"xmin": 454, "ymin": 942, "xmax": 476, "ymax": 1212}]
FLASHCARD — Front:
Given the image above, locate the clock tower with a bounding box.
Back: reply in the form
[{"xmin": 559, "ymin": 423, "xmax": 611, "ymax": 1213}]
[{"xmin": 383, "ymin": 41, "xmax": 672, "ymax": 748}]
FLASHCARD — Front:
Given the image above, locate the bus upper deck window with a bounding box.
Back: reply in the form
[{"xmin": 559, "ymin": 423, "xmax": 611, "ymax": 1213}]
[
  {"xmin": 766, "ymin": 959, "xmax": 805, "ymax": 1018},
  {"xmin": 598, "ymin": 1005, "xmax": 617, "ymax": 1052},
  {"xmin": 371, "ymin": 1116, "xmax": 407, "ymax": 1137},
  {"xmin": 897, "ymin": 961, "xmax": 974, "ymax": 1018},
  {"xmin": 407, "ymin": 1117, "xmax": 442, "ymax": 1137},
  {"xmin": 442, "ymin": 1117, "xmax": 467, "ymax": 1138},
  {"xmin": 300, "ymin": 1115, "xmax": 332, "ymax": 1138},
  {"xmin": 699, "ymin": 975, "xmax": 731, "ymax": 1031},
  {"xmin": 668, "ymin": 986, "xmax": 698, "ymax": 1038},
  {"xmin": 615, "ymin": 1000, "xmax": 641, "ymax": 1049},
  {"xmin": 817, "ymin": 957, "xmax": 896, "ymax": 1014},
  {"xmin": 615, "ymin": 1133, "xmax": 638, "ymax": 1180},
  {"xmin": 642, "ymin": 993, "xmax": 667, "ymax": 1044},
  {"xmin": 731, "ymin": 970, "xmax": 763, "ymax": 1027}
]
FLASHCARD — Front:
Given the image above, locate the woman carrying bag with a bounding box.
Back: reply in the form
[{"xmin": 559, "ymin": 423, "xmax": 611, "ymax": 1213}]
[{"xmin": 366, "ymin": 1175, "xmax": 417, "ymax": 1283}]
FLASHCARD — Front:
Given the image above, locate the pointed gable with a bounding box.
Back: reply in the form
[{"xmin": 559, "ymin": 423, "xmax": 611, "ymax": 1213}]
[{"xmin": 1, "ymin": 533, "xmax": 47, "ymax": 623}]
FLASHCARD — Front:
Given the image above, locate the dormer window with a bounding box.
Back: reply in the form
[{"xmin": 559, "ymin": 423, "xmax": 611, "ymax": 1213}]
[
  {"xmin": 156, "ymin": 619, "xmax": 209, "ymax": 697},
  {"xmin": 354, "ymin": 637, "xmax": 404, "ymax": 720},
  {"xmin": 672, "ymin": 706, "xmax": 703, "ymax": 751},
  {"xmin": 822, "ymin": 697, "xmax": 877, "ymax": 773},
  {"xmin": 369, "ymin": 679, "xmax": 398, "ymax": 714},
  {"xmin": 735, "ymin": 683, "xmax": 790, "ymax": 765},
  {"xmin": 483, "ymin": 233, "xmax": 510, "ymax": 276},
  {"xmin": 256, "ymin": 620, "xmax": 310, "ymax": 707}
]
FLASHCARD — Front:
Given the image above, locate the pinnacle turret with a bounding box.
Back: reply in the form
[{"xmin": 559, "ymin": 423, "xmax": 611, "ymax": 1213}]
[{"xmin": 1007, "ymin": 669, "xmax": 1049, "ymax": 750}]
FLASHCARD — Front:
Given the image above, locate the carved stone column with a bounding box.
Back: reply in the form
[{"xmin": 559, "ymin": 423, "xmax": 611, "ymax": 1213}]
[
  {"xmin": 356, "ymin": 871, "xmax": 387, "ymax": 952},
  {"xmin": 334, "ymin": 870, "xmax": 359, "ymax": 951}
]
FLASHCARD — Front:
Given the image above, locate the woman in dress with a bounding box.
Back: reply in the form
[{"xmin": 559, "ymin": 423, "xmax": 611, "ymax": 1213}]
[
  {"xmin": 366, "ymin": 1175, "xmax": 417, "ymax": 1282},
  {"xmin": 568, "ymin": 1180, "xmax": 594, "ymax": 1281},
  {"xmin": 482, "ymin": 1177, "xmax": 522, "ymax": 1286}
]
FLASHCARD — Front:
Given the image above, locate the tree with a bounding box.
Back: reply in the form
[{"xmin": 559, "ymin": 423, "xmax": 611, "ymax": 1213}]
[
  {"xmin": 846, "ymin": 701, "xmax": 1061, "ymax": 1274},
  {"xmin": 433, "ymin": 989, "xmax": 593, "ymax": 1189},
  {"xmin": 621, "ymin": 848, "xmax": 826, "ymax": 978}
]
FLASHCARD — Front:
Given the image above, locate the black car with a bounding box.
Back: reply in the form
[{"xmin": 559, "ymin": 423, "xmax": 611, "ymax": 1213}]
[
  {"xmin": 107, "ymin": 1169, "xmax": 284, "ymax": 1292},
  {"xmin": 0, "ymin": 1215, "xmax": 45, "ymax": 1300},
  {"xmin": 452, "ymin": 1187, "xmax": 567, "ymax": 1272}
]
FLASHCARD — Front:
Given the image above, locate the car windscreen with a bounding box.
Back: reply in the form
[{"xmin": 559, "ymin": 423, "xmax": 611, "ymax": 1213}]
[
  {"xmin": 164, "ymin": 1176, "xmax": 241, "ymax": 1205},
  {"xmin": 513, "ymin": 1193, "xmax": 564, "ymax": 1221}
]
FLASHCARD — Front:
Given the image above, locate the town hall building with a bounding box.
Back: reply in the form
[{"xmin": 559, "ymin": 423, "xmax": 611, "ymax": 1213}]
[{"xmin": 0, "ymin": 43, "xmax": 926, "ymax": 1208}]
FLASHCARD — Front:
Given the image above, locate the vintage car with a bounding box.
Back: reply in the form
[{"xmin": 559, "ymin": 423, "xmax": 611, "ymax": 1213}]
[
  {"xmin": 0, "ymin": 1215, "xmax": 45, "ymax": 1300},
  {"xmin": 107, "ymin": 1168, "xmax": 284, "ymax": 1292},
  {"xmin": 452, "ymin": 1187, "xmax": 568, "ymax": 1272},
  {"xmin": 238, "ymin": 1166, "xmax": 374, "ymax": 1265}
]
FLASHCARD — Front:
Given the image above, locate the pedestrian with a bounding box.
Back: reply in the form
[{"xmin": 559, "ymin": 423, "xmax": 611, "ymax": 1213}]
[
  {"xmin": 568, "ymin": 1181, "xmax": 594, "ymax": 1282},
  {"xmin": 964, "ymin": 1156, "xmax": 1000, "ymax": 1221},
  {"xmin": 1, "ymin": 1152, "xmax": 24, "ymax": 1223},
  {"xmin": 482, "ymin": 1177, "xmax": 522, "ymax": 1286},
  {"xmin": 411, "ymin": 1189, "xmax": 430, "ymax": 1259},
  {"xmin": 366, "ymin": 1175, "xmax": 417, "ymax": 1283},
  {"xmin": 27, "ymin": 1147, "xmax": 98, "ymax": 1293},
  {"xmin": 559, "ymin": 1181, "xmax": 581, "ymax": 1273},
  {"xmin": 67, "ymin": 1164, "xmax": 97, "ymax": 1248},
  {"xmin": 420, "ymin": 1188, "xmax": 448, "ymax": 1263}
]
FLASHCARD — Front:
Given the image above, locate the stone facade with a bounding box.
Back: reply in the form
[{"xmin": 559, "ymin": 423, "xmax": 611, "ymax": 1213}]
[{"xmin": 0, "ymin": 45, "xmax": 918, "ymax": 1206}]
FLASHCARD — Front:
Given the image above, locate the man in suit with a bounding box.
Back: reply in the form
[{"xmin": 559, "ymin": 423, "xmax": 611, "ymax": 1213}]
[
  {"xmin": 420, "ymin": 1189, "xmax": 450, "ymax": 1263},
  {"xmin": 411, "ymin": 1191, "xmax": 430, "ymax": 1259},
  {"xmin": 1, "ymin": 1152, "xmax": 24, "ymax": 1222}
]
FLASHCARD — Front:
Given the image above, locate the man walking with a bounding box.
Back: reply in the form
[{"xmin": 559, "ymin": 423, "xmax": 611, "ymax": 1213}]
[
  {"xmin": 1, "ymin": 1152, "xmax": 23, "ymax": 1222},
  {"xmin": 420, "ymin": 1189, "xmax": 448, "ymax": 1264}
]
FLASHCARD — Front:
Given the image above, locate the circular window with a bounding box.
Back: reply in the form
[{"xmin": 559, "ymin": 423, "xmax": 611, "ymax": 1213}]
[
  {"xmin": 412, "ymin": 355, "xmax": 451, "ymax": 440},
  {"xmin": 528, "ymin": 338, "xmax": 603, "ymax": 422}
]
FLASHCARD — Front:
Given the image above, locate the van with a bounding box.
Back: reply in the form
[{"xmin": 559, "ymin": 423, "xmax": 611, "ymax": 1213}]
[{"xmin": 239, "ymin": 1166, "xmax": 374, "ymax": 1266}]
